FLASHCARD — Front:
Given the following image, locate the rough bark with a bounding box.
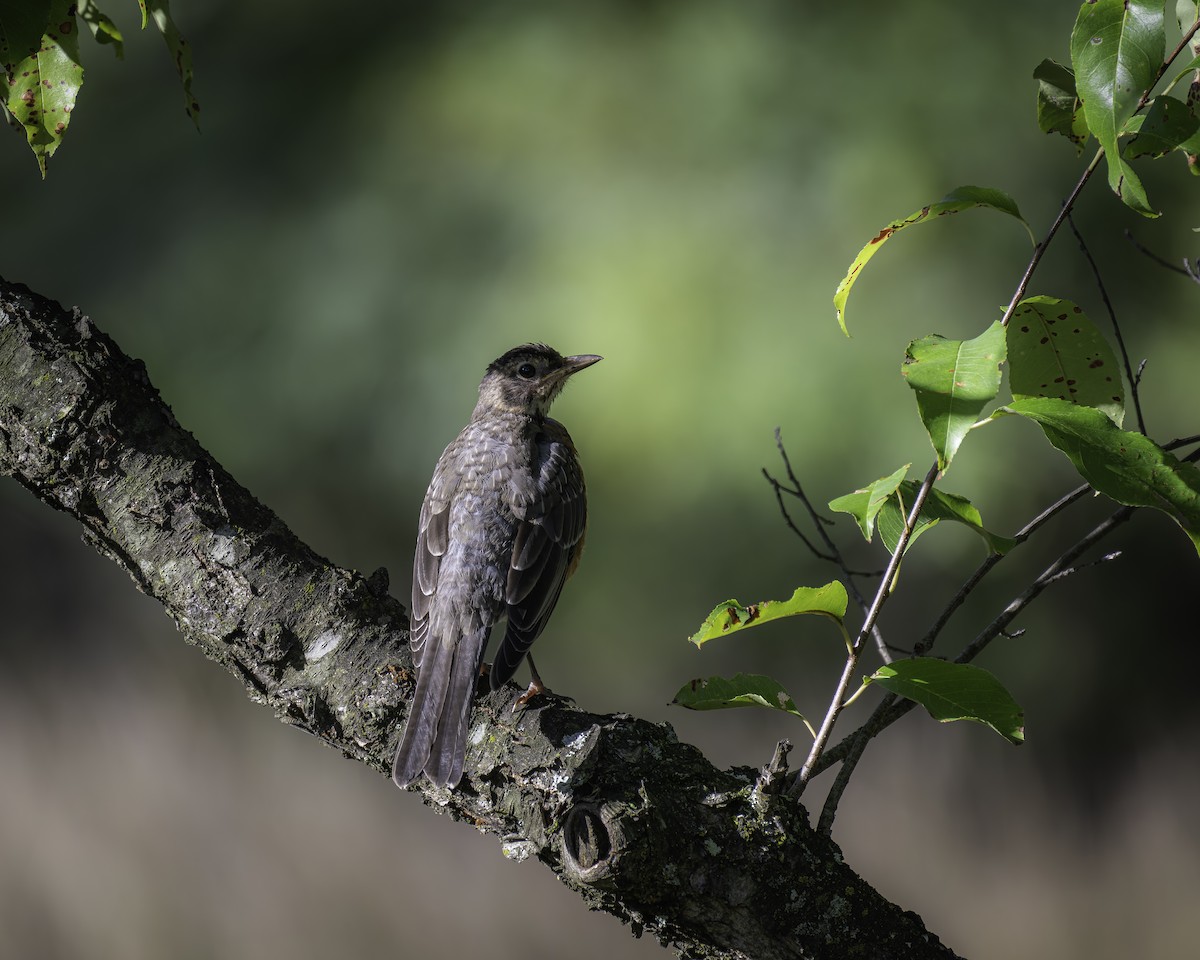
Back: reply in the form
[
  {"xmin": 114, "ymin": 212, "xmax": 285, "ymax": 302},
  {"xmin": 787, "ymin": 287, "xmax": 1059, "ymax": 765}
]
[{"xmin": 0, "ymin": 277, "xmax": 962, "ymax": 960}]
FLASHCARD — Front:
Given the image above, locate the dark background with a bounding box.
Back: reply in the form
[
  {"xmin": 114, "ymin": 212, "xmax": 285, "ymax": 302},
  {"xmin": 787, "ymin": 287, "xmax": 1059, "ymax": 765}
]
[{"xmin": 2, "ymin": 3, "xmax": 1198, "ymax": 958}]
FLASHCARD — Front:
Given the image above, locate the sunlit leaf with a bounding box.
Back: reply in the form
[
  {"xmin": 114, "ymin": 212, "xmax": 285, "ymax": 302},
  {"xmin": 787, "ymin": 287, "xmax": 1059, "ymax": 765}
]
[
  {"xmin": 1002, "ymin": 397, "xmax": 1200, "ymax": 554},
  {"xmin": 672, "ymin": 673, "xmax": 809, "ymax": 726},
  {"xmin": 902, "ymin": 320, "xmax": 1007, "ymax": 472},
  {"xmin": 76, "ymin": 0, "xmax": 123, "ymax": 56},
  {"xmin": 833, "ymin": 187, "xmax": 1033, "ymax": 335},
  {"xmin": 688, "ymin": 582, "xmax": 847, "ymax": 648},
  {"xmin": 828, "ymin": 464, "xmax": 910, "ymax": 541},
  {"xmin": 0, "ymin": 0, "xmax": 82, "ymax": 177},
  {"xmin": 867, "ymin": 659, "xmax": 1025, "ymax": 745},
  {"xmin": 1007, "ymin": 296, "xmax": 1125, "ymax": 425},
  {"xmin": 1070, "ymin": 0, "xmax": 1165, "ymax": 216},
  {"xmin": 876, "ymin": 482, "xmax": 1017, "ymax": 556}
]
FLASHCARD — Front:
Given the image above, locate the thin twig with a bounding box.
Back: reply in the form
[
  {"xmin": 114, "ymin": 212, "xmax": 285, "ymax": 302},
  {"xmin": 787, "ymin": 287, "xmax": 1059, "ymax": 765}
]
[
  {"xmin": 793, "ymin": 462, "xmax": 939, "ymax": 799},
  {"xmin": 1124, "ymin": 230, "xmax": 1200, "ymax": 285},
  {"xmin": 913, "ymin": 482, "xmax": 1091, "ymax": 656},
  {"xmin": 1068, "ymin": 214, "xmax": 1147, "ymax": 434},
  {"xmin": 765, "ymin": 430, "xmax": 889, "ymax": 663},
  {"xmin": 1001, "ymin": 154, "xmax": 1102, "ymax": 327},
  {"xmin": 811, "ymin": 500, "xmax": 1138, "ymax": 785}
]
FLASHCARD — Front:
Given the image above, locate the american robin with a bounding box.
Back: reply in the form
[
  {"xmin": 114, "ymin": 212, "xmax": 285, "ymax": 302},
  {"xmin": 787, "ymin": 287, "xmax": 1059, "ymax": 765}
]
[{"xmin": 392, "ymin": 343, "xmax": 601, "ymax": 789}]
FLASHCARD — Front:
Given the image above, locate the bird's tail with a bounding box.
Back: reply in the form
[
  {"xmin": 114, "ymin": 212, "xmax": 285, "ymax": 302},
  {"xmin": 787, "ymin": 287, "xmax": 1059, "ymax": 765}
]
[{"xmin": 392, "ymin": 626, "xmax": 488, "ymax": 789}]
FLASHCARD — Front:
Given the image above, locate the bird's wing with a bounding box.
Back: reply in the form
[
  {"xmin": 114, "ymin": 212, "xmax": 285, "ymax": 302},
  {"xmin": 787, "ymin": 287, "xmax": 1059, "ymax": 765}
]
[
  {"xmin": 492, "ymin": 419, "xmax": 587, "ymax": 688},
  {"xmin": 409, "ymin": 437, "xmax": 460, "ymax": 668}
]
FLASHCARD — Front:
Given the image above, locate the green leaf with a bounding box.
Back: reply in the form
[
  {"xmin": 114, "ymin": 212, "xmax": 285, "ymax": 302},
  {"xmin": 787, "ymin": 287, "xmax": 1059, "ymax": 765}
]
[
  {"xmin": 0, "ymin": 0, "xmax": 82, "ymax": 177},
  {"xmin": 1007, "ymin": 296, "xmax": 1125, "ymax": 426},
  {"xmin": 833, "ymin": 187, "xmax": 1034, "ymax": 335},
  {"xmin": 1070, "ymin": 0, "xmax": 1165, "ymax": 216},
  {"xmin": 867, "ymin": 659, "xmax": 1025, "ymax": 745},
  {"xmin": 671, "ymin": 673, "xmax": 809, "ymax": 724},
  {"xmin": 1033, "ymin": 58, "xmax": 1090, "ymax": 151},
  {"xmin": 876, "ymin": 482, "xmax": 1018, "ymax": 556},
  {"xmin": 688, "ymin": 582, "xmax": 848, "ymax": 648},
  {"xmin": 145, "ymin": 0, "xmax": 198, "ymax": 126},
  {"xmin": 0, "ymin": 1, "xmax": 51, "ymax": 69},
  {"xmin": 76, "ymin": 0, "xmax": 123, "ymax": 56},
  {"xmin": 1126, "ymin": 95, "xmax": 1200, "ymax": 158},
  {"xmin": 902, "ymin": 320, "xmax": 1007, "ymax": 472},
  {"xmin": 828, "ymin": 464, "xmax": 910, "ymax": 541},
  {"xmin": 1003, "ymin": 397, "xmax": 1200, "ymax": 554}
]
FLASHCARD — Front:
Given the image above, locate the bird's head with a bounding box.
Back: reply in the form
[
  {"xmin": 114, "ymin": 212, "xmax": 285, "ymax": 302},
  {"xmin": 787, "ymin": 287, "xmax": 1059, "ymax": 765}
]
[{"xmin": 475, "ymin": 343, "xmax": 602, "ymax": 418}]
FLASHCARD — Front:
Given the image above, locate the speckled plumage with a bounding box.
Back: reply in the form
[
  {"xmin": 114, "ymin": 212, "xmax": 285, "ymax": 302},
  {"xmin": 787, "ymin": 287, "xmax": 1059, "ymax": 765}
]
[{"xmin": 393, "ymin": 345, "xmax": 599, "ymax": 789}]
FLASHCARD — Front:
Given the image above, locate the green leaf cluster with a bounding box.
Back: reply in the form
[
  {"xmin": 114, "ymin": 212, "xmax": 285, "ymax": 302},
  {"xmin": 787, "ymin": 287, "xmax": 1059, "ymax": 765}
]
[
  {"xmin": 681, "ymin": 0, "xmax": 1200, "ymax": 788},
  {"xmin": 1036, "ymin": 0, "xmax": 1200, "ymax": 210},
  {"xmin": 0, "ymin": 0, "xmax": 197, "ymax": 176}
]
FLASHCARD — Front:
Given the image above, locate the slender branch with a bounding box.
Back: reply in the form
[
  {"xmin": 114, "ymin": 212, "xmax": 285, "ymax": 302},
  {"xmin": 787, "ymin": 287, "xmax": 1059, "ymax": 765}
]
[
  {"xmin": 913, "ymin": 482, "xmax": 1091, "ymax": 656},
  {"xmin": 1068, "ymin": 214, "xmax": 1147, "ymax": 434},
  {"xmin": 954, "ymin": 507, "xmax": 1133, "ymax": 665},
  {"xmin": 1000, "ymin": 153, "xmax": 1102, "ymax": 326},
  {"xmin": 1125, "ymin": 229, "xmax": 1200, "ymax": 285},
  {"xmin": 793, "ymin": 462, "xmax": 939, "ymax": 801}
]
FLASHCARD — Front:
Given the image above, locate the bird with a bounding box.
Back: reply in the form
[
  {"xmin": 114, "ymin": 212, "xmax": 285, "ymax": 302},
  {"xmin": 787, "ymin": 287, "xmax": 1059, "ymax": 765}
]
[{"xmin": 392, "ymin": 343, "xmax": 601, "ymax": 789}]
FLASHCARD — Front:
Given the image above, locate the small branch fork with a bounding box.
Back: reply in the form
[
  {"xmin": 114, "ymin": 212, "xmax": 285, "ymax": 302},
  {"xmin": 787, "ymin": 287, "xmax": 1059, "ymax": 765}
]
[
  {"xmin": 763, "ymin": 428, "xmax": 889, "ymax": 663},
  {"xmin": 1125, "ymin": 229, "xmax": 1200, "ymax": 285},
  {"xmin": 1068, "ymin": 214, "xmax": 1148, "ymax": 435},
  {"xmin": 791, "ymin": 463, "xmax": 940, "ymax": 796}
]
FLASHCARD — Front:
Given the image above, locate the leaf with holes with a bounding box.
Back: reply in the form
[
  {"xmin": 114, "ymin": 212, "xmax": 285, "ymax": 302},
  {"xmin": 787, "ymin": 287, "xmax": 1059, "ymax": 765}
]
[
  {"xmin": 1007, "ymin": 297, "xmax": 1125, "ymax": 425},
  {"xmin": 867, "ymin": 659, "xmax": 1025, "ymax": 745},
  {"xmin": 828, "ymin": 464, "xmax": 910, "ymax": 541},
  {"xmin": 688, "ymin": 583, "xmax": 847, "ymax": 648},
  {"xmin": 672, "ymin": 673, "xmax": 809, "ymax": 726},
  {"xmin": 1034, "ymin": 58, "xmax": 1089, "ymax": 152},
  {"xmin": 1126, "ymin": 95, "xmax": 1200, "ymax": 158},
  {"xmin": 1070, "ymin": 0, "xmax": 1164, "ymax": 216},
  {"xmin": 1, "ymin": 0, "xmax": 82, "ymax": 177},
  {"xmin": 1002, "ymin": 397, "xmax": 1200, "ymax": 554},
  {"xmin": 902, "ymin": 320, "xmax": 1007, "ymax": 472},
  {"xmin": 833, "ymin": 187, "xmax": 1033, "ymax": 335}
]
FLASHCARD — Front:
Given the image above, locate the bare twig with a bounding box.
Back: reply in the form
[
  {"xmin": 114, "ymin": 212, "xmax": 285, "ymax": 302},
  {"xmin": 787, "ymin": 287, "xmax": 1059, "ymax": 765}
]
[
  {"xmin": 1124, "ymin": 230, "xmax": 1200, "ymax": 285},
  {"xmin": 764, "ymin": 430, "xmax": 889, "ymax": 662},
  {"xmin": 913, "ymin": 482, "xmax": 1091, "ymax": 656},
  {"xmin": 1000, "ymin": 153, "xmax": 1102, "ymax": 327},
  {"xmin": 1068, "ymin": 214, "xmax": 1147, "ymax": 434},
  {"xmin": 793, "ymin": 463, "xmax": 939, "ymax": 804}
]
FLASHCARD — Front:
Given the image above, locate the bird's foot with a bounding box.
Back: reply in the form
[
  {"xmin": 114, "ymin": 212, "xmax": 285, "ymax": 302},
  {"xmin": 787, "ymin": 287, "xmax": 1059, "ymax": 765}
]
[{"xmin": 512, "ymin": 675, "xmax": 546, "ymax": 712}]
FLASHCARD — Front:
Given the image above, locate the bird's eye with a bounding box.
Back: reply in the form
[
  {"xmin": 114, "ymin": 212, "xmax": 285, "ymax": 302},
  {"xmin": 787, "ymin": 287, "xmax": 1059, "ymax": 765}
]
[{"xmin": 517, "ymin": 362, "xmax": 537, "ymax": 379}]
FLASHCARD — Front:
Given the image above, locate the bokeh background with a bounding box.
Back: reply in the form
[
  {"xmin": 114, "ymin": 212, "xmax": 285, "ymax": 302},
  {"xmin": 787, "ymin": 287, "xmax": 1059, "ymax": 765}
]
[{"xmin": 3, "ymin": 2, "xmax": 1199, "ymax": 958}]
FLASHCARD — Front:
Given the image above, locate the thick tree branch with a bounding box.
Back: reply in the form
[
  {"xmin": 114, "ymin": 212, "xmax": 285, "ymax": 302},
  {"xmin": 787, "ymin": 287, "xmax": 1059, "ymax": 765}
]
[{"xmin": 0, "ymin": 278, "xmax": 961, "ymax": 960}]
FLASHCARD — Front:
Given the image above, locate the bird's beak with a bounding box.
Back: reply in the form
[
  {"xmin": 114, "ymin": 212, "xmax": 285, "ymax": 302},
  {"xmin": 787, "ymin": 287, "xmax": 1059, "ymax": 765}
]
[{"xmin": 562, "ymin": 354, "xmax": 602, "ymax": 375}]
